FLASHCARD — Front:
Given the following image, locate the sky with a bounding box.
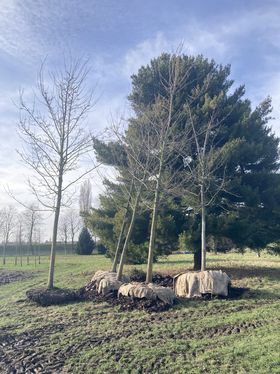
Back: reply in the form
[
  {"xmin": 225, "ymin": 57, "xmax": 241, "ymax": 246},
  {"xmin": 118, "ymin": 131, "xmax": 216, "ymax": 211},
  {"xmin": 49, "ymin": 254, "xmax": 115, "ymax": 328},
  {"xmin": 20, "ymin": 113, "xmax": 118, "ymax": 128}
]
[{"xmin": 0, "ymin": 0, "xmax": 280, "ymax": 239}]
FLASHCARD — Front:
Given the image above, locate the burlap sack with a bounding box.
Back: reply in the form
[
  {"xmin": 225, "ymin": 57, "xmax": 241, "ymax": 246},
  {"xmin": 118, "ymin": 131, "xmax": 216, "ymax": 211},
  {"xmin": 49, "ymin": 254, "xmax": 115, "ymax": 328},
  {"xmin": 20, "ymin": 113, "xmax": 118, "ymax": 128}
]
[
  {"xmin": 174, "ymin": 270, "xmax": 230, "ymax": 298},
  {"xmin": 91, "ymin": 270, "xmax": 130, "ymax": 295},
  {"xmin": 118, "ymin": 282, "xmax": 175, "ymax": 305}
]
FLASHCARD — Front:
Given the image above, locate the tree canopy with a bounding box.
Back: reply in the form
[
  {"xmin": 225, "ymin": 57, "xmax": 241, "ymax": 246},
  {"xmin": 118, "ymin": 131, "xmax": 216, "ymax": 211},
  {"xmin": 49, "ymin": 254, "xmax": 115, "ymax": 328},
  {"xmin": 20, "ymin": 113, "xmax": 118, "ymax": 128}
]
[{"xmin": 88, "ymin": 53, "xmax": 280, "ymax": 269}]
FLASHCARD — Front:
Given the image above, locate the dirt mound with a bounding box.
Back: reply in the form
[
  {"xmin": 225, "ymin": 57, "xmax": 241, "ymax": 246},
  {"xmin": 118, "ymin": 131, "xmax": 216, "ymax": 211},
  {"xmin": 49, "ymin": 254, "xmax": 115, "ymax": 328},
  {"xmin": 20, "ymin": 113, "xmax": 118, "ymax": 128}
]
[
  {"xmin": 152, "ymin": 274, "xmax": 173, "ymax": 287},
  {"xmin": 117, "ymin": 294, "xmax": 173, "ymax": 312},
  {"xmin": 130, "ymin": 272, "xmax": 173, "ymax": 287},
  {"xmin": 26, "ymin": 288, "xmax": 79, "ymax": 306},
  {"xmin": 78, "ymin": 284, "xmax": 172, "ymax": 312},
  {"xmin": 26, "ymin": 286, "xmax": 170, "ymax": 313},
  {"xmin": 26, "ymin": 275, "xmax": 248, "ymax": 310},
  {"xmin": 0, "ymin": 271, "xmax": 33, "ymax": 286}
]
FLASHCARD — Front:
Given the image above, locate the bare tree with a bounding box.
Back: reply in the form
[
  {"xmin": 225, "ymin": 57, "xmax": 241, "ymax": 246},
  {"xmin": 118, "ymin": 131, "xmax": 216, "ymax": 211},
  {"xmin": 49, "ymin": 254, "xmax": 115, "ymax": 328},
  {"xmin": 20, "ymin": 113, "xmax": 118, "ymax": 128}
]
[
  {"xmin": 107, "ymin": 61, "xmax": 191, "ymax": 282},
  {"xmin": 0, "ymin": 206, "xmax": 16, "ymax": 265},
  {"xmin": 111, "ymin": 181, "xmax": 133, "ymax": 272},
  {"xmin": 79, "ymin": 179, "xmax": 92, "ymax": 215},
  {"xmin": 59, "ymin": 209, "xmax": 82, "ymax": 255},
  {"xmin": 59, "ymin": 209, "xmax": 82, "ymax": 254},
  {"xmin": 136, "ymin": 55, "xmax": 192, "ymax": 283},
  {"xmin": 103, "ymin": 119, "xmax": 154, "ymax": 281},
  {"xmin": 15, "ymin": 212, "xmax": 24, "ymax": 266},
  {"xmin": 33, "ymin": 227, "xmax": 42, "ymax": 264},
  {"xmin": 22, "ymin": 203, "xmax": 41, "ymax": 258},
  {"xmin": 116, "ymin": 178, "xmax": 146, "ymax": 281},
  {"xmin": 67, "ymin": 209, "xmax": 82, "ymax": 253},
  {"xmin": 184, "ymin": 92, "xmax": 240, "ymax": 270},
  {"xmin": 59, "ymin": 212, "xmax": 70, "ymax": 255},
  {"xmin": 18, "ymin": 58, "xmax": 98, "ymax": 289}
]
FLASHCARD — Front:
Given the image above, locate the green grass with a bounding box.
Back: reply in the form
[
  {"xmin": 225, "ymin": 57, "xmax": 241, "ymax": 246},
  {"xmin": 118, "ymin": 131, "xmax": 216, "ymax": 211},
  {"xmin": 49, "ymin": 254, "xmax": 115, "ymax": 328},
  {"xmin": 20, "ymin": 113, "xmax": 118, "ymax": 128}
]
[{"xmin": 0, "ymin": 252, "xmax": 279, "ymax": 373}]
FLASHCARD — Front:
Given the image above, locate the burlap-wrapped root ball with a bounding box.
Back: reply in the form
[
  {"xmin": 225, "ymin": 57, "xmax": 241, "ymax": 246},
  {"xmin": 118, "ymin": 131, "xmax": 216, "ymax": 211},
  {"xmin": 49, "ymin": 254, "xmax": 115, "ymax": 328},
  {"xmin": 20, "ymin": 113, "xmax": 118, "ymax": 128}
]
[
  {"xmin": 118, "ymin": 282, "xmax": 175, "ymax": 305},
  {"xmin": 88, "ymin": 270, "xmax": 130, "ymax": 295},
  {"xmin": 173, "ymin": 270, "xmax": 230, "ymax": 298}
]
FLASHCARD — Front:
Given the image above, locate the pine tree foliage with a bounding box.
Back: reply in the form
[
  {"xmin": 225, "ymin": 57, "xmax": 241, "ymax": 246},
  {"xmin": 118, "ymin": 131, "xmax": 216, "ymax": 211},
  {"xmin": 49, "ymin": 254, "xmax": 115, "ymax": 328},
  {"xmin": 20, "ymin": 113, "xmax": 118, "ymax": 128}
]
[
  {"xmin": 89, "ymin": 53, "xmax": 280, "ymax": 269},
  {"xmin": 76, "ymin": 227, "xmax": 95, "ymax": 255}
]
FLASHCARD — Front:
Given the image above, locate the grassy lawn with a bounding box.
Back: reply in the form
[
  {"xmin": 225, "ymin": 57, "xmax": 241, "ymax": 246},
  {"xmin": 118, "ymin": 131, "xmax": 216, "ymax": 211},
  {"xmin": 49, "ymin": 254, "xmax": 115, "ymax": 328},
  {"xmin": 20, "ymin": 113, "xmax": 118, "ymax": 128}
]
[{"xmin": 0, "ymin": 252, "xmax": 279, "ymax": 373}]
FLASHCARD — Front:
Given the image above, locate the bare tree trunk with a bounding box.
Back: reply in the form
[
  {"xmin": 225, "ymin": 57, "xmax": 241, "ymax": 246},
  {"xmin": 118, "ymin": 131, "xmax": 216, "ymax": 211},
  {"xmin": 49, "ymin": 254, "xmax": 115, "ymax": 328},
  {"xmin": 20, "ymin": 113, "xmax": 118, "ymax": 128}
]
[
  {"xmin": 146, "ymin": 136, "xmax": 166, "ymax": 284},
  {"xmin": 201, "ymin": 184, "xmax": 206, "ymax": 271},
  {"xmin": 20, "ymin": 244, "xmax": 22, "ymax": 267},
  {"xmin": 38, "ymin": 245, "xmax": 41, "ymax": 264},
  {"xmin": 213, "ymin": 237, "xmax": 218, "ymax": 255},
  {"xmin": 64, "ymin": 240, "xmax": 67, "ymax": 256},
  {"xmin": 112, "ymin": 213, "xmax": 127, "ymax": 272},
  {"xmin": 47, "ymin": 174, "xmax": 62, "ymax": 289},
  {"xmin": 117, "ymin": 188, "xmax": 142, "ymax": 281},
  {"xmin": 3, "ymin": 242, "xmax": 7, "ymax": 265},
  {"xmin": 111, "ymin": 186, "xmax": 133, "ymax": 272},
  {"xmin": 29, "ymin": 220, "xmax": 34, "ymax": 256},
  {"xmin": 146, "ymin": 180, "xmax": 160, "ymax": 283},
  {"xmin": 71, "ymin": 237, "xmax": 74, "ymax": 253},
  {"xmin": 194, "ymin": 248, "xmax": 202, "ymax": 270},
  {"xmin": 47, "ymin": 206, "xmax": 60, "ymax": 289},
  {"xmin": 15, "ymin": 243, "xmax": 18, "ymax": 266}
]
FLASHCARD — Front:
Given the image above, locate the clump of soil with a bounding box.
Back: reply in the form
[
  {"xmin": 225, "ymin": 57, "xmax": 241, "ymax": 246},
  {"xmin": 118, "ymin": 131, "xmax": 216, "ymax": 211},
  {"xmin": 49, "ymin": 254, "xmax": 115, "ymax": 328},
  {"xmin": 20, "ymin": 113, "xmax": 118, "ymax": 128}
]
[
  {"xmin": 152, "ymin": 274, "xmax": 173, "ymax": 287},
  {"xmin": 26, "ymin": 288, "xmax": 78, "ymax": 306},
  {"xmin": 129, "ymin": 271, "xmax": 173, "ymax": 287},
  {"xmin": 228, "ymin": 285, "xmax": 249, "ymax": 299},
  {"xmin": 0, "ymin": 270, "xmax": 33, "ymax": 286}
]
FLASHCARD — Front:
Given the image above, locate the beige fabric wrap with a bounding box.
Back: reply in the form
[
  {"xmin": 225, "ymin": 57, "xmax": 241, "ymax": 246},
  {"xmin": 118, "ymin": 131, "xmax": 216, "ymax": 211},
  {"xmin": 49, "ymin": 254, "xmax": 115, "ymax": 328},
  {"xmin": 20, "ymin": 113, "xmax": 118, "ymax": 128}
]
[
  {"xmin": 91, "ymin": 270, "xmax": 129, "ymax": 295},
  {"xmin": 174, "ymin": 270, "xmax": 230, "ymax": 298},
  {"xmin": 118, "ymin": 282, "xmax": 175, "ymax": 305}
]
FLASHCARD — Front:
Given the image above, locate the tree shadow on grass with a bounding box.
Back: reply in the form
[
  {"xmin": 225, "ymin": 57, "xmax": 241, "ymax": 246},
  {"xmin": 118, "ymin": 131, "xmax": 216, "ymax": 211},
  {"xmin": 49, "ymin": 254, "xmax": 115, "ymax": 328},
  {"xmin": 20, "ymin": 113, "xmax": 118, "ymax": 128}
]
[
  {"xmin": 216, "ymin": 266, "xmax": 280, "ymax": 282},
  {"xmin": 160, "ymin": 257, "xmax": 229, "ymax": 267},
  {"xmin": 174, "ymin": 286, "xmax": 279, "ymax": 310},
  {"xmin": 159, "ymin": 259, "xmax": 192, "ymax": 266}
]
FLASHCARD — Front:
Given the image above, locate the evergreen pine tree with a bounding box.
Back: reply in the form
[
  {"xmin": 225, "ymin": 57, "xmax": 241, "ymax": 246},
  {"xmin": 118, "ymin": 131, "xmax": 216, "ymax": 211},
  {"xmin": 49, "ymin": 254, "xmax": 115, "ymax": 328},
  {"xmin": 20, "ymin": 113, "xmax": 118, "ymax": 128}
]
[{"xmin": 76, "ymin": 227, "xmax": 95, "ymax": 255}]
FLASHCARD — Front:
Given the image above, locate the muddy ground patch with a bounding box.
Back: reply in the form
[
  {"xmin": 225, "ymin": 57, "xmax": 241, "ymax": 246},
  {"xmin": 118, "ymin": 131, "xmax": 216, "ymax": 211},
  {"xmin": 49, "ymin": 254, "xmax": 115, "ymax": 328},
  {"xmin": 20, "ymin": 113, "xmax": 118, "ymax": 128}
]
[{"xmin": 0, "ymin": 270, "xmax": 34, "ymax": 286}]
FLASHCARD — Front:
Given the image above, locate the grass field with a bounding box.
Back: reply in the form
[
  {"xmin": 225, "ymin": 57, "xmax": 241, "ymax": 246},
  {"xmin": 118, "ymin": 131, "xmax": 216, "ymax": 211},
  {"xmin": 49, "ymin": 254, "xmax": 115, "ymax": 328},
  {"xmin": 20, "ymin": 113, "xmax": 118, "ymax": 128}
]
[{"xmin": 0, "ymin": 252, "xmax": 279, "ymax": 373}]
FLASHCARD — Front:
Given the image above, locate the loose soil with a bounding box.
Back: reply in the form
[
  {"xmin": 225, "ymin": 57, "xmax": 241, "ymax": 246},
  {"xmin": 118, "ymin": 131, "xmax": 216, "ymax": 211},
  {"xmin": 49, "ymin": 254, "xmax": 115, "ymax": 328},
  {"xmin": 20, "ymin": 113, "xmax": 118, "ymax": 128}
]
[
  {"xmin": 26, "ymin": 273, "xmax": 247, "ymax": 312},
  {"xmin": 0, "ymin": 270, "xmax": 33, "ymax": 286}
]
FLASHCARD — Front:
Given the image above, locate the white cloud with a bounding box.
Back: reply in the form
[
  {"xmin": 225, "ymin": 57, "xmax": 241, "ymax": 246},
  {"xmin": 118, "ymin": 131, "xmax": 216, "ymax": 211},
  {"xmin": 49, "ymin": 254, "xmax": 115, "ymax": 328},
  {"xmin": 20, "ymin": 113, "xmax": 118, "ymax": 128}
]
[
  {"xmin": 121, "ymin": 25, "xmax": 230, "ymax": 80},
  {"xmin": 0, "ymin": 1, "xmax": 44, "ymax": 61},
  {"xmin": 122, "ymin": 32, "xmax": 169, "ymax": 77},
  {"xmin": 257, "ymin": 72, "xmax": 280, "ymax": 135}
]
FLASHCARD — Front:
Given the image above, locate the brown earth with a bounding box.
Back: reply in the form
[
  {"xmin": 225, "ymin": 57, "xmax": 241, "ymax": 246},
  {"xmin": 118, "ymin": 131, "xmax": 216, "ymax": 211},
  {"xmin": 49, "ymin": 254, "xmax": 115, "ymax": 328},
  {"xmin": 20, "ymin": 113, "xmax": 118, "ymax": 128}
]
[
  {"xmin": 26, "ymin": 273, "xmax": 247, "ymax": 311},
  {"xmin": 0, "ymin": 299, "xmax": 275, "ymax": 374},
  {"xmin": 0, "ymin": 271, "xmax": 33, "ymax": 286}
]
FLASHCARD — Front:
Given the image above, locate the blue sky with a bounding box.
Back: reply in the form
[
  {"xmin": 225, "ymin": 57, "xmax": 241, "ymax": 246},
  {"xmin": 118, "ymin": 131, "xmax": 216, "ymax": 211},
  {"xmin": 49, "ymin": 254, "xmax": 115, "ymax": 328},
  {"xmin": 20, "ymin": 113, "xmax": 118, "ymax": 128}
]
[{"xmin": 0, "ymin": 0, "xmax": 280, "ymax": 235}]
